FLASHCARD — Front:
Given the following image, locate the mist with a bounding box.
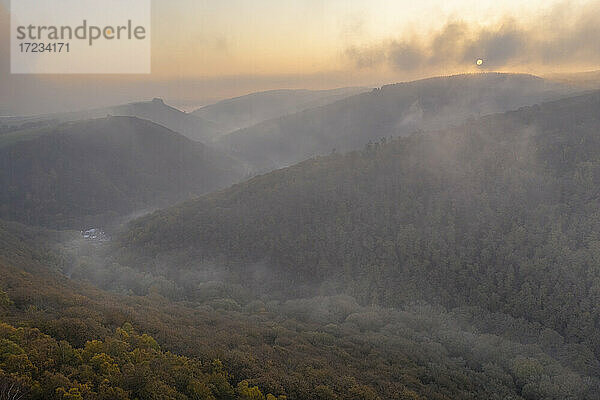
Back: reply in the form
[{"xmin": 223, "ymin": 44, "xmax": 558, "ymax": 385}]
[{"xmin": 3, "ymin": 0, "xmax": 600, "ymax": 399}]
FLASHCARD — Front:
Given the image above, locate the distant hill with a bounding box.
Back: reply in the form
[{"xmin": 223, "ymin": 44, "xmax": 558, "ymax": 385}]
[
  {"xmin": 0, "ymin": 98, "xmax": 221, "ymax": 142},
  {"xmin": 545, "ymin": 70, "xmax": 600, "ymax": 89},
  {"xmin": 0, "ymin": 116, "xmax": 243, "ymax": 228},
  {"xmin": 121, "ymin": 90, "xmax": 600, "ymax": 361},
  {"xmin": 216, "ymin": 73, "xmax": 576, "ymax": 170},
  {"xmin": 193, "ymin": 87, "xmax": 369, "ymax": 134}
]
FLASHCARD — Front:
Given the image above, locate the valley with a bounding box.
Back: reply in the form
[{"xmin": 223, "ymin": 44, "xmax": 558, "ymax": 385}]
[{"xmin": 2, "ymin": 72, "xmax": 600, "ymax": 399}]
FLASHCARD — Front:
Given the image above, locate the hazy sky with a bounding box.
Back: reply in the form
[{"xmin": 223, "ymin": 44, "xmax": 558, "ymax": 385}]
[
  {"xmin": 1, "ymin": 0, "xmax": 600, "ymax": 114},
  {"xmin": 151, "ymin": 0, "xmax": 580, "ymax": 76}
]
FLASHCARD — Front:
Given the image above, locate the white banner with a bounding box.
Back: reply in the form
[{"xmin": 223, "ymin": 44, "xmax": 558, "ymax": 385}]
[{"xmin": 11, "ymin": 0, "xmax": 151, "ymax": 74}]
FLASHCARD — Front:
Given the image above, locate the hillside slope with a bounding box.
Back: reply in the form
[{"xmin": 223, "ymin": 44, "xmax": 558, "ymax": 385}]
[
  {"xmin": 546, "ymin": 69, "xmax": 600, "ymax": 89},
  {"xmin": 217, "ymin": 73, "xmax": 574, "ymax": 170},
  {"xmin": 193, "ymin": 87, "xmax": 369, "ymax": 134},
  {"xmin": 0, "ymin": 98, "xmax": 221, "ymax": 142},
  {"xmin": 5, "ymin": 217, "xmax": 591, "ymax": 399},
  {"xmin": 0, "ymin": 219, "xmax": 299, "ymax": 400},
  {"xmin": 2, "ymin": 215, "xmax": 595, "ymax": 399},
  {"xmin": 0, "ymin": 116, "xmax": 243, "ymax": 228},
  {"xmin": 122, "ymin": 90, "xmax": 600, "ymax": 361}
]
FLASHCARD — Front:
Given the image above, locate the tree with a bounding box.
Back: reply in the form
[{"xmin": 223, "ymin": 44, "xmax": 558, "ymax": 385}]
[
  {"xmin": 0, "ymin": 290, "xmax": 12, "ymax": 312},
  {"xmin": 237, "ymin": 381, "xmax": 265, "ymax": 400}
]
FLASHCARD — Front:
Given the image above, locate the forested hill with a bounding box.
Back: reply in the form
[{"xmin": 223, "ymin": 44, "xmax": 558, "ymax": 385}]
[
  {"xmin": 216, "ymin": 73, "xmax": 574, "ymax": 170},
  {"xmin": 121, "ymin": 90, "xmax": 600, "ymax": 359},
  {"xmin": 0, "ymin": 98, "xmax": 222, "ymax": 143},
  {"xmin": 0, "ymin": 116, "xmax": 244, "ymax": 229},
  {"xmin": 193, "ymin": 87, "xmax": 369, "ymax": 134},
  {"xmin": 0, "ymin": 219, "xmax": 295, "ymax": 400},
  {"xmin": 6, "ymin": 209, "xmax": 598, "ymax": 399}
]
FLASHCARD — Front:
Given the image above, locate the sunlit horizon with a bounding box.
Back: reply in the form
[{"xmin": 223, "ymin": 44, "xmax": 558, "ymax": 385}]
[{"xmin": 2, "ymin": 0, "xmax": 600, "ymax": 114}]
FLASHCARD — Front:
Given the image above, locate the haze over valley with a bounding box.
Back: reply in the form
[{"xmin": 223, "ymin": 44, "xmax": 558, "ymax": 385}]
[{"xmin": 3, "ymin": 0, "xmax": 600, "ymax": 399}]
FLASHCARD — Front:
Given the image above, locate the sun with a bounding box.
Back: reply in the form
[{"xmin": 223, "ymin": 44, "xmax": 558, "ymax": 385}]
[{"xmin": 476, "ymin": 59, "xmax": 484, "ymax": 66}]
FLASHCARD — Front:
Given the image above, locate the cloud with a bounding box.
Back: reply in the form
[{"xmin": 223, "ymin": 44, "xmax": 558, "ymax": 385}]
[{"xmin": 345, "ymin": 2, "xmax": 600, "ymax": 73}]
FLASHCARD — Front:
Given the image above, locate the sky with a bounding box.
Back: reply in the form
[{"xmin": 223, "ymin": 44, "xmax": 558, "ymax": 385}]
[{"xmin": 1, "ymin": 0, "xmax": 600, "ymax": 114}]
